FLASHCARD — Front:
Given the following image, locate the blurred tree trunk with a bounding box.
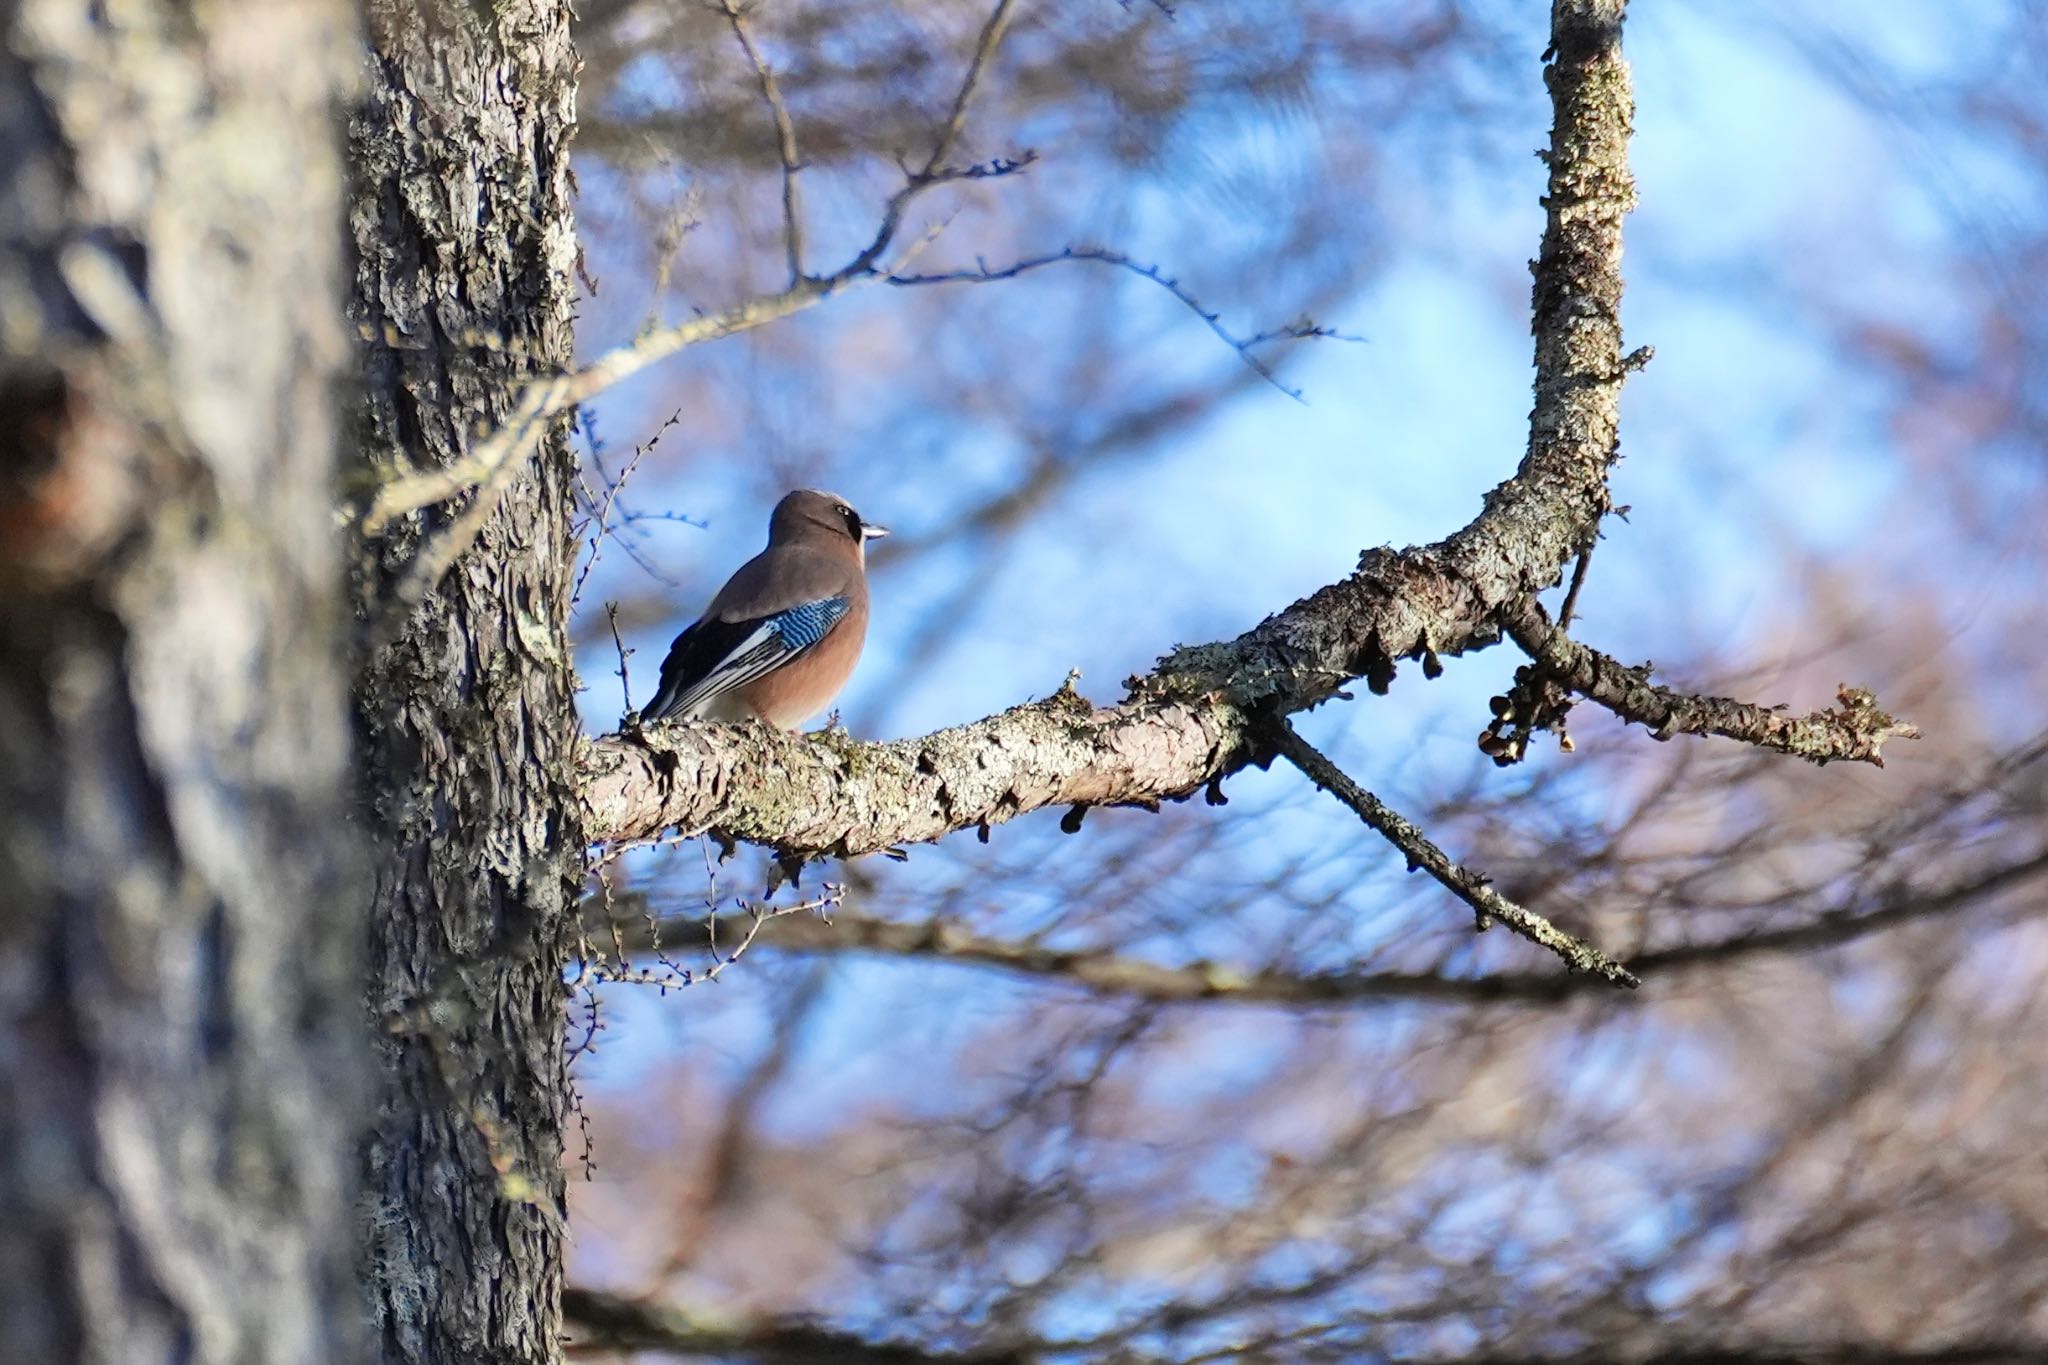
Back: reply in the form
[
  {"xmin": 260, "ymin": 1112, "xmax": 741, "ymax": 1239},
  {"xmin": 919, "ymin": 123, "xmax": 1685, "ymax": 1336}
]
[
  {"xmin": 347, "ymin": 2, "xmax": 583, "ymax": 1363},
  {"xmin": 0, "ymin": 1, "xmax": 365, "ymax": 1362}
]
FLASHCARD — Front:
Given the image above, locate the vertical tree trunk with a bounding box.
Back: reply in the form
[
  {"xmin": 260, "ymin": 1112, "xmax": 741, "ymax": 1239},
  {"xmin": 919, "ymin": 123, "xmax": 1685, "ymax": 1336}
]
[
  {"xmin": 347, "ymin": 3, "xmax": 582, "ymax": 1362},
  {"xmin": 0, "ymin": 2, "xmax": 366, "ymax": 1362}
]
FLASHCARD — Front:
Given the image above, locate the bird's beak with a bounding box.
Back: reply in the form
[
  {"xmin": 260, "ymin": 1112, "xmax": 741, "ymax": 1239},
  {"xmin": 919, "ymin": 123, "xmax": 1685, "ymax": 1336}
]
[{"xmin": 860, "ymin": 521, "xmax": 890, "ymax": 541}]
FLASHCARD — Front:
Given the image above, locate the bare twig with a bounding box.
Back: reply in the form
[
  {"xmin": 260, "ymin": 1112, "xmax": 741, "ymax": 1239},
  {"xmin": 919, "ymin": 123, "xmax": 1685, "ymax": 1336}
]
[
  {"xmin": 1266, "ymin": 720, "xmax": 1637, "ymax": 987},
  {"xmin": 361, "ymin": 282, "xmax": 841, "ymax": 538},
  {"xmin": 1508, "ymin": 603, "xmax": 1920, "ymax": 766},
  {"xmin": 571, "ymin": 408, "xmax": 674, "ymax": 609},
  {"xmin": 605, "ymin": 602, "xmax": 634, "ymax": 716},
  {"xmin": 889, "ymin": 246, "xmax": 1358, "ymax": 400},
  {"xmin": 582, "ymin": 858, "xmax": 841, "ymax": 993},
  {"xmin": 843, "ymin": 0, "xmax": 1022, "ymax": 276},
  {"xmin": 926, "ymin": 0, "xmax": 1017, "ymax": 172},
  {"xmin": 717, "ymin": 0, "xmax": 807, "ymax": 285},
  {"xmin": 1558, "ymin": 544, "xmax": 1594, "ymax": 629}
]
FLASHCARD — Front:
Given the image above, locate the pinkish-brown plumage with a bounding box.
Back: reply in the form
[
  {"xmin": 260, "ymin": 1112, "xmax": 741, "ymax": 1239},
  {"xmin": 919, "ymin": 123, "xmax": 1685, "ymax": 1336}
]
[{"xmin": 640, "ymin": 490, "xmax": 887, "ymax": 730}]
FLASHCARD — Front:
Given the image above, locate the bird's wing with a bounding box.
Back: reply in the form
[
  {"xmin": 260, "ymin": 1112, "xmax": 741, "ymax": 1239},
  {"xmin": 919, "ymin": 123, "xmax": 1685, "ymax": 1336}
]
[
  {"xmin": 640, "ymin": 544, "xmax": 863, "ymax": 724},
  {"xmin": 640, "ymin": 592, "xmax": 853, "ymax": 723}
]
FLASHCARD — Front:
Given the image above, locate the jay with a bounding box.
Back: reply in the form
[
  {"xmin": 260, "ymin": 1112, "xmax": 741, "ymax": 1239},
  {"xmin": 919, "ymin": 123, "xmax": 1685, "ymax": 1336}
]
[{"xmin": 640, "ymin": 489, "xmax": 887, "ymax": 729}]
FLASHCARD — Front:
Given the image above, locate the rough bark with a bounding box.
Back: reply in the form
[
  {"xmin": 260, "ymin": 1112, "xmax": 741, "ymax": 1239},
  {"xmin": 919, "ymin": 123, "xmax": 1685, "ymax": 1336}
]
[
  {"xmin": 347, "ymin": 3, "xmax": 583, "ymax": 1363},
  {"xmin": 0, "ymin": 1, "xmax": 365, "ymax": 1362}
]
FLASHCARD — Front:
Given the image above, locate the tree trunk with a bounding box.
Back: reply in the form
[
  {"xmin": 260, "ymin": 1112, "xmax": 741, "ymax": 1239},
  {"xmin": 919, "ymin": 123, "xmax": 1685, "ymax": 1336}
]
[
  {"xmin": 0, "ymin": 1, "xmax": 366, "ymax": 1362},
  {"xmin": 347, "ymin": 2, "xmax": 583, "ymax": 1362}
]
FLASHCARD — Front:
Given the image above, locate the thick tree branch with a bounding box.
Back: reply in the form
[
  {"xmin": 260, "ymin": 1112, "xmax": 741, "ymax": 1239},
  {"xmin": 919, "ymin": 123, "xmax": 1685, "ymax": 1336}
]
[
  {"xmin": 581, "ymin": 0, "xmax": 1651, "ymax": 866},
  {"xmin": 581, "ymin": 1, "xmax": 1901, "ymax": 980},
  {"xmin": 1508, "ymin": 604, "xmax": 1920, "ymax": 765},
  {"xmin": 584, "ymin": 675, "xmax": 1242, "ymax": 853}
]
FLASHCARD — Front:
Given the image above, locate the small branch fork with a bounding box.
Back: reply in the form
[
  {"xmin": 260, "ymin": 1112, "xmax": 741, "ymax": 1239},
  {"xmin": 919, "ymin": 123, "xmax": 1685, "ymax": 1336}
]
[
  {"xmin": 844, "ymin": 0, "xmax": 1022, "ymax": 278},
  {"xmin": 715, "ymin": 0, "xmax": 805, "ymax": 287},
  {"xmin": 1508, "ymin": 604, "xmax": 1920, "ymax": 767},
  {"xmin": 1266, "ymin": 720, "xmax": 1638, "ymax": 987},
  {"xmin": 577, "ymin": 837, "xmax": 845, "ymax": 996}
]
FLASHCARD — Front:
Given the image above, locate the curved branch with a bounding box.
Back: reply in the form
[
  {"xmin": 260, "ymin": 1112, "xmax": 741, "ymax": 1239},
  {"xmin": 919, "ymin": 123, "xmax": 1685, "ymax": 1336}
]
[
  {"xmin": 889, "ymin": 246, "xmax": 1355, "ymax": 400},
  {"xmin": 581, "ymin": 0, "xmax": 1646, "ymax": 856}
]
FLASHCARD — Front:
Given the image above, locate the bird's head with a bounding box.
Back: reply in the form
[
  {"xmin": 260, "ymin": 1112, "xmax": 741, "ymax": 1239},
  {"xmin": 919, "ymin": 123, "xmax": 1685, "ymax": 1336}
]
[{"xmin": 771, "ymin": 489, "xmax": 889, "ymax": 558}]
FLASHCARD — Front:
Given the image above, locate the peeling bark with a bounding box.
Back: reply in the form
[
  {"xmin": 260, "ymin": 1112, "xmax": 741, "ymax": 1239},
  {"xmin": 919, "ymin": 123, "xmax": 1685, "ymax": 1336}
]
[
  {"xmin": 0, "ymin": 1, "xmax": 365, "ymax": 1361},
  {"xmin": 347, "ymin": 2, "xmax": 582, "ymax": 1362}
]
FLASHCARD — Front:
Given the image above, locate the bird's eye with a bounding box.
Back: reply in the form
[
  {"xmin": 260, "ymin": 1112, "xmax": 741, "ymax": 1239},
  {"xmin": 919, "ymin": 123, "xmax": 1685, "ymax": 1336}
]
[{"xmin": 839, "ymin": 505, "xmax": 862, "ymax": 538}]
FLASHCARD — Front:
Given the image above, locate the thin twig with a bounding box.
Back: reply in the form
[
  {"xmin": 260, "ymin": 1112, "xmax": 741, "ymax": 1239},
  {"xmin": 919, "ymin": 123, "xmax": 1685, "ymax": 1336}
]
[
  {"xmin": 1266, "ymin": 719, "xmax": 1638, "ymax": 987},
  {"xmin": 1558, "ymin": 544, "xmax": 1594, "ymax": 630},
  {"xmin": 368, "ymin": 418, "xmax": 542, "ymax": 646},
  {"xmin": 717, "ymin": 0, "xmax": 807, "ymax": 285},
  {"xmin": 606, "ymin": 516, "xmax": 690, "ymax": 590},
  {"xmin": 362, "ymin": 283, "xmax": 840, "ymax": 538},
  {"xmin": 606, "ymin": 602, "xmax": 635, "ymax": 716},
  {"xmin": 572, "ymin": 409, "xmax": 675, "ymax": 609},
  {"xmin": 889, "ymin": 246, "xmax": 1357, "ymax": 401},
  {"xmin": 843, "ymin": 0, "xmax": 1021, "ymax": 275}
]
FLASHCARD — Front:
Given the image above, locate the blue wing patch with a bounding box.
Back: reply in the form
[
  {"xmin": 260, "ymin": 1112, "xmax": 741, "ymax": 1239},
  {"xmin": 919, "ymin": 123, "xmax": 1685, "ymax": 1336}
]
[
  {"xmin": 642, "ymin": 595, "xmax": 852, "ymax": 722},
  {"xmin": 768, "ymin": 598, "xmax": 850, "ymax": 650}
]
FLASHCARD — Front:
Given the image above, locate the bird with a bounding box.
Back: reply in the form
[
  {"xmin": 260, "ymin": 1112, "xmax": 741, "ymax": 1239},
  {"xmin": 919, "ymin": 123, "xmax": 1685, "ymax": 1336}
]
[{"xmin": 638, "ymin": 489, "xmax": 888, "ymax": 730}]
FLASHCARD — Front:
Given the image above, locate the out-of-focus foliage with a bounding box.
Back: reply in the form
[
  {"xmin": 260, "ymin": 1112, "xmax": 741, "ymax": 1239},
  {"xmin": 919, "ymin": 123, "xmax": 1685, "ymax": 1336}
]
[{"xmin": 562, "ymin": 3, "xmax": 2048, "ymax": 1361}]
